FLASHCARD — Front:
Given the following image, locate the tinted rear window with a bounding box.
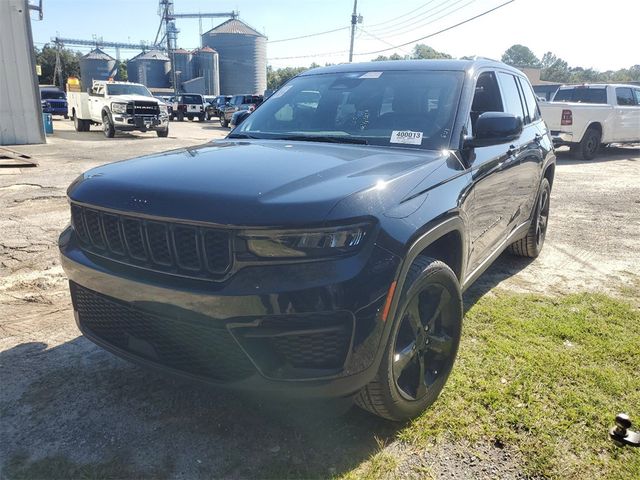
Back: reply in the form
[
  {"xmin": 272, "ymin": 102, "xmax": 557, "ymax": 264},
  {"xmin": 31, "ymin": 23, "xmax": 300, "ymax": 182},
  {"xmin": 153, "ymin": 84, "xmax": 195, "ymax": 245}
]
[
  {"xmin": 553, "ymin": 87, "xmax": 607, "ymax": 103},
  {"xmin": 242, "ymin": 95, "xmax": 263, "ymax": 104},
  {"xmin": 182, "ymin": 95, "xmax": 202, "ymax": 104}
]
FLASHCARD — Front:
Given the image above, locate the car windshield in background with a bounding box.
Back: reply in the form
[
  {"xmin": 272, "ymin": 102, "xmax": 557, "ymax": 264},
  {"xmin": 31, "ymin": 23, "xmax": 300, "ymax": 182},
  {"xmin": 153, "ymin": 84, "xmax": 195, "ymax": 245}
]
[
  {"xmin": 242, "ymin": 95, "xmax": 262, "ymax": 104},
  {"xmin": 553, "ymin": 87, "xmax": 607, "ymax": 103},
  {"xmin": 182, "ymin": 95, "xmax": 202, "ymax": 104},
  {"xmin": 106, "ymin": 84, "xmax": 152, "ymax": 97},
  {"xmin": 235, "ymin": 70, "xmax": 464, "ymax": 150},
  {"xmin": 41, "ymin": 90, "xmax": 65, "ymax": 99}
]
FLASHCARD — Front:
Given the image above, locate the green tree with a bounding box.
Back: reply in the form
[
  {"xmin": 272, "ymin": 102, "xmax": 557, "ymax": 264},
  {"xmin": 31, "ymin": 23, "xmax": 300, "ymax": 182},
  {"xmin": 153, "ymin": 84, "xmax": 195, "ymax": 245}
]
[
  {"xmin": 412, "ymin": 44, "xmax": 451, "ymax": 60},
  {"xmin": 117, "ymin": 61, "xmax": 128, "ymax": 82},
  {"xmin": 540, "ymin": 51, "xmax": 570, "ymax": 82},
  {"xmin": 501, "ymin": 44, "xmax": 541, "ymax": 67},
  {"xmin": 34, "ymin": 45, "xmax": 82, "ymax": 86}
]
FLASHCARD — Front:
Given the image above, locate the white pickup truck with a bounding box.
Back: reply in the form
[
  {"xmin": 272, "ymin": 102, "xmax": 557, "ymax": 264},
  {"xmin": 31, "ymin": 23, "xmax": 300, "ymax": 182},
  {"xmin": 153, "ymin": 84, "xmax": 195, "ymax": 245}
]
[
  {"xmin": 67, "ymin": 81, "xmax": 169, "ymax": 138},
  {"xmin": 539, "ymin": 84, "xmax": 640, "ymax": 159}
]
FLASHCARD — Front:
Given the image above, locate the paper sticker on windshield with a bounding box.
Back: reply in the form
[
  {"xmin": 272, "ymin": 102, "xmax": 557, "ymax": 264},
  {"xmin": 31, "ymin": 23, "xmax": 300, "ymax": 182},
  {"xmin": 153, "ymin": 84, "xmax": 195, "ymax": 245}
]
[
  {"xmin": 390, "ymin": 130, "xmax": 423, "ymax": 145},
  {"xmin": 271, "ymin": 85, "xmax": 293, "ymax": 98},
  {"xmin": 359, "ymin": 71, "xmax": 383, "ymax": 79}
]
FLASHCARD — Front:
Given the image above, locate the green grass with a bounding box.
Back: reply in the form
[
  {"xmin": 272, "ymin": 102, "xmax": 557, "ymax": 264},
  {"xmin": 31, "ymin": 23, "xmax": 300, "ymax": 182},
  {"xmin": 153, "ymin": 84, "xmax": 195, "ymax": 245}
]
[{"xmin": 356, "ymin": 291, "xmax": 640, "ymax": 479}]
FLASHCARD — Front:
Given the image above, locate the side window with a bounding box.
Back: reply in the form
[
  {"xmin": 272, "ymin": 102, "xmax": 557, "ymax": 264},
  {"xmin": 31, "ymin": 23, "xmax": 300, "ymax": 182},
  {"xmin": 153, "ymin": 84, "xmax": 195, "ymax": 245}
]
[
  {"xmin": 517, "ymin": 77, "xmax": 541, "ymax": 124},
  {"xmin": 616, "ymin": 87, "xmax": 636, "ymax": 106},
  {"xmin": 470, "ymin": 71, "xmax": 503, "ymax": 131},
  {"xmin": 634, "ymin": 89, "xmax": 640, "ymax": 105},
  {"xmin": 497, "ymin": 72, "xmax": 525, "ymax": 120}
]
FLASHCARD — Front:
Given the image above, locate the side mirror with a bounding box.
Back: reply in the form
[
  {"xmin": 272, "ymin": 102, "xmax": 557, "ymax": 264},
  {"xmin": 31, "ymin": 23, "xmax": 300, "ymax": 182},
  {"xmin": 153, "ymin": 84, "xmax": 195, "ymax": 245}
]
[
  {"xmin": 232, "ymin": 110, "xmax": 251, "ymax": 127},
  {"xmin": 466, "ymin": 112, "xmax": 523, "ymax": 148}
]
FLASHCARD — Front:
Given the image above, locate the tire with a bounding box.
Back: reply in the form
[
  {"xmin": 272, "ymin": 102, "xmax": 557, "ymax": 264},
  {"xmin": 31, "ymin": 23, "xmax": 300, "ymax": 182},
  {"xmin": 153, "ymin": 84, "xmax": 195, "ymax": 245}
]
[
  {"xmin": 220, "ymin": 116, "xmax": 228, "ymax": 128},
  {"xmin": 187, "ymin": 115, "xmax": 194, "ymax": 121},
  {"xmin": 64, "ymin": 114, "xmax": 69, "ymax": 120},
  {"xmin": 355, "ymin": 256, "xmax": 463, "ymax": 421},
  {"xmin": 198, "ymin": 114, "xmax": 205, "ymax": 122},
  {"xmin": 574, "ymin": 127, "xmax": 600, "ymax": 160},
  {"xmin": 156, "ymin": 128, "xmax": 169, "ymax": 138},
  {"xmin": 102, "ymin": 113, "xmax": 115, "ymax": 138},
  {"xmin": 508, "ymin": 177, "xmax": 551, "ymax": 258},
  {"xmin": 177, "ymin": 112, "xmax": 184, "ymax": 122},
  {"xmin": 73, "ymin": 112, "xmax": 90, "ymax": 132}
]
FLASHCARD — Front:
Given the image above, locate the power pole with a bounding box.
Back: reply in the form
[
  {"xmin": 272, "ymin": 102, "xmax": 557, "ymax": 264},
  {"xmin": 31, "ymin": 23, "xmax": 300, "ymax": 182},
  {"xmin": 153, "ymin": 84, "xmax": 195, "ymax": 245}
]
[{"xmin": 348, "ymin": 0, "xmax": 358, "ymax": 62}]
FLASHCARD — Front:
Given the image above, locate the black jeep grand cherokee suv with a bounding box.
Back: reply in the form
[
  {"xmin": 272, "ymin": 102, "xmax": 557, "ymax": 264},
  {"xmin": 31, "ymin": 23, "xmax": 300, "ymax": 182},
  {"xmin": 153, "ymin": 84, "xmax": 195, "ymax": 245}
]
[{"xmin": 60, "ymin": 59, "xmax": 555, "ymax": 420}]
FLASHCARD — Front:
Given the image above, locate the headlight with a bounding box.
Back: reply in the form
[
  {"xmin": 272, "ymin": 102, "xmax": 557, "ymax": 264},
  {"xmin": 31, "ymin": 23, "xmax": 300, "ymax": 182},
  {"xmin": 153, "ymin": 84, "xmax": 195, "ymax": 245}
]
[
  {"xmin": 242, "ymin": 223, "xmax": 370, "ymax": 258},
  {"xmin": 159, "ymin": 104, "xmax": 168, "ymax": 114},
  {"xmin": 111, "ymin": 102, "xmax": 127, "ymax": 114}
]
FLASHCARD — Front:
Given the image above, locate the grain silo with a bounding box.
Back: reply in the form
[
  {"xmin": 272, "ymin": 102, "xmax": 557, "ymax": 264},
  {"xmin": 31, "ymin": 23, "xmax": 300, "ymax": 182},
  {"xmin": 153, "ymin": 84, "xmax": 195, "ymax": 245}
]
[
  {"xmin": 127, "ymin": 49, "xmax": 170, "ymax": 88},
  {"xmin": 201, "ymin": 18, "xmax": 266, "ymax": 95},
  {"xmin": 79, "ymin": 48, "xmax": 117, "ymax": 90},
  {"xmin": 192, "ymin": 46, "xmax": 220, "ymax": 96},
  {"xmin": 172, "ymin": 48, "xmax": 193, "ymax": 85}
]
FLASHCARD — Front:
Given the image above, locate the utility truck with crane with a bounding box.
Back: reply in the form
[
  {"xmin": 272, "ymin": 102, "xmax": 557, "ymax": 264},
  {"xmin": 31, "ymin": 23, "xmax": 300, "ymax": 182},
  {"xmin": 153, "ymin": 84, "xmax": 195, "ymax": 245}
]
[{"xmin": 67, "ymin": 80, "xmax": 170, "ymax": 138}]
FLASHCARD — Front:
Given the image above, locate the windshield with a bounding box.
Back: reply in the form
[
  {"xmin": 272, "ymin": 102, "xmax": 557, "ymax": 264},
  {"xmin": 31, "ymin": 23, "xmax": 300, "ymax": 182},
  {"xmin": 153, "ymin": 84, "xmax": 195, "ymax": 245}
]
[
  {"xmin": 181, "ymin": 95, "xmax": 203, "ymax": 104},
  {"xmin": 553, "ymin": 87, "xmax": 607, "ymax": 103},
  {"xmin": 236, "ymin": 70, "xmax": 464, "ymax": 150},
  {"xmin": 106, "ymin": 84, "xmax": 152, "ymax": 97},
  {"xmin": 41, "ymin": 90, "xmax": 66, "ymax": 100}
]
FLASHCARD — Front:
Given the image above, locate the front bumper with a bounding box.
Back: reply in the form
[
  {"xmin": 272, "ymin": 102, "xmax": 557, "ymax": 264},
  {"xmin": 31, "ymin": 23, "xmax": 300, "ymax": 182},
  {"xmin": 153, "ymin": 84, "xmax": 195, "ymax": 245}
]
[
  {"xmin": 112, "ymin": 114, "xmax": 169, "ymax": 131},
  {"xmin": 59, "ymin": 225, "xmax": 399, "ymax": 397}
]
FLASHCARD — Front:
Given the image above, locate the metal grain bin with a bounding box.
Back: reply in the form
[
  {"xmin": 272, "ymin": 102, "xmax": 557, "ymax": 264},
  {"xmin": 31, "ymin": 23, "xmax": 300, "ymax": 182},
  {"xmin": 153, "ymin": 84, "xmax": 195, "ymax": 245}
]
[
  {"xmin": 79, "ymin": 48, "xmax": 117, "ymax": 91},
  {"xmin": 127, "ymin": 49, "xmax": 170, "ymax": 88},
  {"xmin": 202, "ymin": 19, "xmax": 266, "ymax": 95},
  {"xmin": 192, "ymin": 47, "xmax": 220, "ymax": 96},
  {"xmin": 172, "ymin": 48, "xmax": 193, "ymax": 85}
]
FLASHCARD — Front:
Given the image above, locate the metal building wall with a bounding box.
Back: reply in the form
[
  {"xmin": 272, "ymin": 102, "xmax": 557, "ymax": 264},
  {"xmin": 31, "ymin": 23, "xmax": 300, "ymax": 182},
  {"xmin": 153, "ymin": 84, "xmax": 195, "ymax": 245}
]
[
  {"xmin": 203, "ymin": 33, "xmax": 266, "ymax": 95},
  {"xmin": 193, "ymin": 49, "xmax": 220, "ymax": 96},
  {"xmin": 0, "ymin": 0, "xmax": 45, "ymax": 145}
]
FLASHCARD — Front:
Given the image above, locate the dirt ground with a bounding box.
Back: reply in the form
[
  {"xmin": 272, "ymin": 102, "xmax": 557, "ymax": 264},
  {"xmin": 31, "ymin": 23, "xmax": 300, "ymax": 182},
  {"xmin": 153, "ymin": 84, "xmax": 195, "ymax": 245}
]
[{"xmin": 1, "ymin": 119, "xmax": 638, "ymax": 479}]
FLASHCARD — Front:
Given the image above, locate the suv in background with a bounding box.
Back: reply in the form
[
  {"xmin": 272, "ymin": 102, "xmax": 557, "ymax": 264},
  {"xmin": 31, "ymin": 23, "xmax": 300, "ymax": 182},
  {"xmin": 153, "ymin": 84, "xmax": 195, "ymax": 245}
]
[
  {"xmin": 220, "ymin": 94, "xmax": 263, "ymax": 127},
  {"xmin": 171, "ymin": 94, "xmax": 206, "ymax": 122},
  {"xmin": 40, "ymin": 86, "xmax": 68, "ymax": 118},
  {"xmin": 206, "ymin": 95, "xmax": 232, "ymax": 120},
  {"xmin": 60, "ymin": 59, "xmax": 555, "ymax": 421}
]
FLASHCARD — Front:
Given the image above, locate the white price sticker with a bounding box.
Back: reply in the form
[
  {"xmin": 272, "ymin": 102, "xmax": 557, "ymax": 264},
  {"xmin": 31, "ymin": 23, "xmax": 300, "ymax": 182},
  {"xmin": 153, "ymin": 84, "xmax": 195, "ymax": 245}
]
[
  {"xmin": 359, "ymin": 71, "xmax": 383, "ymax": 79},
  {"xmin": 390, "ymin": 130, "xmax": 423, "ymax": 145}
]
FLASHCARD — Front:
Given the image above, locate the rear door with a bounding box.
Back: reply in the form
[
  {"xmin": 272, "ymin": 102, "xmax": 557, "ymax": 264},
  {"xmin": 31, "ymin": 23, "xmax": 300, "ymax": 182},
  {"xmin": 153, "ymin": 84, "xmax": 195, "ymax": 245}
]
[{"xmin": 613, "ymin": 87, "xmax": 640, "ymax": 141}]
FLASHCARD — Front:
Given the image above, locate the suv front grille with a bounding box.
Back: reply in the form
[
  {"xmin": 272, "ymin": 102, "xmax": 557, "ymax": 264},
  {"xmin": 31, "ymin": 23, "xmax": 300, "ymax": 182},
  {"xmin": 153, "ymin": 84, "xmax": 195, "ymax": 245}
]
[
  {"xmin": 71, "ymin": 282, "xmax": 256, "ymax": 381},
  {"xmin": 71, "ymin": 204, "xmax": 232, "ymax": 279},
  {"xmin": 126, "ymin": 101, "xmax": 160, "ymax": 116}
]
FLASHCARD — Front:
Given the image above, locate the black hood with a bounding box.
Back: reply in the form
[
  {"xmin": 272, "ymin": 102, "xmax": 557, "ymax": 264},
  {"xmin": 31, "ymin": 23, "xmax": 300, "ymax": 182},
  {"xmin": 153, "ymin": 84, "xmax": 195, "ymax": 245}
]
[{"xmin": 68, "ymin": 140, "xmax": 446, "ymax": 226}]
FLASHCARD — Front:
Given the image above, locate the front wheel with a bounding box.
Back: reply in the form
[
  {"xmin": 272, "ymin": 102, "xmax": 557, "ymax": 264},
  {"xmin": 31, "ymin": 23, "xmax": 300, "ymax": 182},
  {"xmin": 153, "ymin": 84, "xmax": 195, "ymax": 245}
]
[
  {"xmin": 508, "ymin": 177, "xmax": 551, "ymax": 258},
  {"xmin": 355, "ymin": 257, "xmax": 463, "ymax": 421},
  {"xmin": 102, "ymin": 113, "xmax": 115, "ymax": 138},
  {"xmin": 220, "ymin": 116, "xmax": 228, "ymax": 128}
]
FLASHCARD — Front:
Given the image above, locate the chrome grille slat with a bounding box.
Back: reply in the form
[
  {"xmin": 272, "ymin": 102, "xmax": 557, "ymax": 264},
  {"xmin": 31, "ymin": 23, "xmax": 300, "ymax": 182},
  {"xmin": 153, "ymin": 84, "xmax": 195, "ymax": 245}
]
[{"xmin": 70, "ymin": 204, "xmax": 232, "ymax": 280}]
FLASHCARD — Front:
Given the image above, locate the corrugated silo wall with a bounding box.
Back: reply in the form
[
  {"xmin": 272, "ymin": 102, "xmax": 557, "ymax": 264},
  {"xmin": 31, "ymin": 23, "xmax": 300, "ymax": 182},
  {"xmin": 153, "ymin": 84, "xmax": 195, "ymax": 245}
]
[
  {"xmin": 126, "ymin": 60, "xmax": 138, "ymax": 83},
  {"xmin": 173, "ymin": 52, "xmax": 192, "ymax": 84},
  {"xmin": 135, "ymin": 60, "xmax": 170, "ymax": 88},
  {"xmin": 202, "ymin": 33, "xmax": 266, "ymax": 95},
  {"xmin": 194, "ymin": 51, "xmax": 221, "ymax": 96},
  {"xmin": 80, "ymin": 58, "xmax": 117, "ymax": 91}
]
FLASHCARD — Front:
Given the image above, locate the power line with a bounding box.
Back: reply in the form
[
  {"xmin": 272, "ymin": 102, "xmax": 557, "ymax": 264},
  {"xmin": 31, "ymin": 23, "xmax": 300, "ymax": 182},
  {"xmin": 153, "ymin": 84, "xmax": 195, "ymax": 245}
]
[
  {"xmin": 268, "ymin": 26, "xmax": 350, "ymax": 44},
  {"xmin": 364, "ymin": 0, "xmax": 440, "ymax": 29},
  {"xmin": 267, "ymin": 49, "xmax": 348, "ymax": 61},
  {"xmin": 354, "ymin": 0, "xmax": 515, "ymax": 56},
  {"xmin": 367, "ymin": 0, "xmax": 477, "ymax": 37},
  {"xmin": 359, "ymin": 29, "xmax": 413, "ymax": 56}
]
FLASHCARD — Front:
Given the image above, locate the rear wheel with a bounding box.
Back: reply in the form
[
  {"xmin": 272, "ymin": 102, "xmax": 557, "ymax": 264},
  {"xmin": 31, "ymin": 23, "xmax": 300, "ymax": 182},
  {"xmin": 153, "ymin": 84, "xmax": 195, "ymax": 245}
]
[
  {"xmin": 508, "ymin": 177, "xmax": 551, "ymax": 258},
  {"xmin": 220, "ymin": 115, "xmax": 228, "ymax": 128},
  {"xmin": 355, "ymin": 257, "xmax": 462, "ymax": 421},
  {"xmin": 156, "ymin": 128, "xmax": 169, "ymax": 138},
  {"xmin": 573, "ymin": 127, "xmax": 600, "ymax": 160},
  {"xmin": 102, "ymin": 113, "xmax": 115, "ymax": 138},
  {"xmin": 198, "ymin": 114, "xmax": 206, "ymax": 122}
]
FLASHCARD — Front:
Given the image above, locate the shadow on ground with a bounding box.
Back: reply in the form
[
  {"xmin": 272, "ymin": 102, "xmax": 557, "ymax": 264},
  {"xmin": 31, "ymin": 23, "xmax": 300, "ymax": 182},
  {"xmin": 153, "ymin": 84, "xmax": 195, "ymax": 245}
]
[
  {"xmin": 554, "ymin": 145, "xmax": 639, "ymax": 165},
  {"xmin": 0, "ymin": 337, "xmax": 398, "ymax": 479}
]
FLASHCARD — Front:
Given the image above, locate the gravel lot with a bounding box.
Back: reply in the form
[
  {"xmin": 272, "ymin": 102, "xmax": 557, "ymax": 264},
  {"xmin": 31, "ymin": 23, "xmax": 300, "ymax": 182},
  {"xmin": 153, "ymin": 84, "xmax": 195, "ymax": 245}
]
[{"xmin": 1, "ymin": 119, "xmax": 639, "ymax": 478}]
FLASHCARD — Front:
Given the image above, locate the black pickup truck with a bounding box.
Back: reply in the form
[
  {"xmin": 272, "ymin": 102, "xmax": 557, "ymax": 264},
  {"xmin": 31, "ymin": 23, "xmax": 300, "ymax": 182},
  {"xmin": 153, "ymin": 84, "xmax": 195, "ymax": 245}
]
[{"xmin": 60, "ymin": 59, "xmax": 555, "ymax": 421}]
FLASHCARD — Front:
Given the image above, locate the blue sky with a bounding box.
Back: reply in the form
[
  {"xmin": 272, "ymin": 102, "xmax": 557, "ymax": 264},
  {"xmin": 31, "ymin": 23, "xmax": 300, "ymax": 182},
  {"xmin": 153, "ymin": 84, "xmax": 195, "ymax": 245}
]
[{"xmin": 31, "ymin": 0, "xmax": 639, "ymax": 70}]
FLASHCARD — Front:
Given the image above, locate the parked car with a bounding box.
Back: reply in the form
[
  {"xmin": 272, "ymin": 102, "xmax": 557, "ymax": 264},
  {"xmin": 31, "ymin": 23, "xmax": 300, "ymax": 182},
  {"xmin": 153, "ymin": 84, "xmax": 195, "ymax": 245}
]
[
  {"xmin": 171, "ymin": 94, "xmax": 206, "ymax": 121},
  {"xmin": 229, "ymin": 108, "xmax": 252, "ymax": 128},
  {"xmin": 67, "ymin": 80, "xmax": 169, "ymax": 138},
  {"xmin": 59, "ymin": 59, "xmax": 555, "ymax": 421},
  {"xmin": 220, "ymin": 94, "xmax": 263, "ymax": 127},
  {"xmin": 539, "ymin": 83, "xmax": 640, "ymax": 159},
  {"xmin": 39, "ymin": 86, "xmax": 68, "ymax": 118},
  {"xmin": 206, "ymin": 95, "xmax": 232, "ymax": 120}
]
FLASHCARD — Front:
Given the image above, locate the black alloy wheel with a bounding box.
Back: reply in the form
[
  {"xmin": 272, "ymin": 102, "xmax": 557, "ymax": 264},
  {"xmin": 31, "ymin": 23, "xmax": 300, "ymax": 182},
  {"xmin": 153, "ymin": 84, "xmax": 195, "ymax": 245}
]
[
  {"xmin": 356, "ymin": 257, "xmax": 462, "ymax": 421},
  {"xmin": 392, "ymin": 283, "xmax": 457, "ymax": 401}
]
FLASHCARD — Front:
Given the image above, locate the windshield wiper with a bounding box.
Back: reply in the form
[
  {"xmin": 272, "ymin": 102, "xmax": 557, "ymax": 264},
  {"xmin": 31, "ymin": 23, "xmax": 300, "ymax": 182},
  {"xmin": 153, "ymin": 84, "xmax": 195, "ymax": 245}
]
[
  {"xmin": 279, "ymin": 135, "xmax": 368, "ymax": 145},
  {"xmin": 227, "ymin": 133, "xmax": 257, "ymax": 139}
]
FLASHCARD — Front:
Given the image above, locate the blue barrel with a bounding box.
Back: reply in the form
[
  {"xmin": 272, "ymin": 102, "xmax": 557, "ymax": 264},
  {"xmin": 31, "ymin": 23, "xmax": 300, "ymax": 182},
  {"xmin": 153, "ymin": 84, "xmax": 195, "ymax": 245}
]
[{"xmin": 42, "ymin": 113, "xmax": 53, "ymax": 135}]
